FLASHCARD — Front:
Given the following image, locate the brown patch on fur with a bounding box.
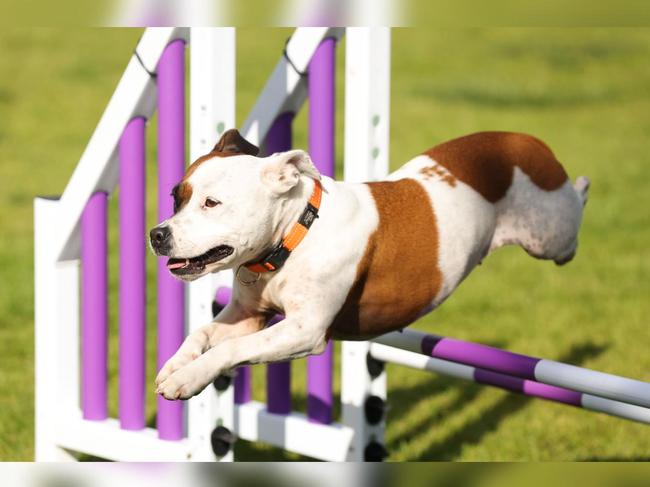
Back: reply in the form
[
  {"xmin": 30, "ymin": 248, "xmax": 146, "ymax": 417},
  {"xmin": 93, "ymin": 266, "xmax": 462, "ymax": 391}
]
[
  {"xmin": 171, "ymin": 181, "xmax": 193, "ymax": 213},
  {"xmin": 328, "ymin": 179, "xmax": 442, "ymax": 340},
  {"xmin": 423, "ymin": 132, "xmax": 568, "ymax": 202},
  {"xmin": 419, "ymin": 164, "xmax": 457, "ymax": 187}
]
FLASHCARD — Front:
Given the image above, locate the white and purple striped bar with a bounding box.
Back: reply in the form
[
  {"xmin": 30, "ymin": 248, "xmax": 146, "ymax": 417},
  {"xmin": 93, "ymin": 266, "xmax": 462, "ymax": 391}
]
[
  {"xmin": 369, "ymin": 343, "xmax": 650, "ymax": 424},
  {"xmin": 373, "ymin": 329, "xmax": 650, "ymax": 409}
]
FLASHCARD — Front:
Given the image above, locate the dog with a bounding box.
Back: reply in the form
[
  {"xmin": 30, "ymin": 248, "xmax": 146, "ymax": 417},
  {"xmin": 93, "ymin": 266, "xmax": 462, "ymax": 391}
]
[{"xmin": 150, "ymin": 129, "xmax": 590, "ymax": 400}]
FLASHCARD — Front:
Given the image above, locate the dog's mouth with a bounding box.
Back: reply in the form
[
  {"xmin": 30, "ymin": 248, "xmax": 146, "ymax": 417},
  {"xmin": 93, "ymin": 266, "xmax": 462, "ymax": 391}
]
[{"xmin": 166, "ymin": 245, "xmax": 234, "ymax": 275}]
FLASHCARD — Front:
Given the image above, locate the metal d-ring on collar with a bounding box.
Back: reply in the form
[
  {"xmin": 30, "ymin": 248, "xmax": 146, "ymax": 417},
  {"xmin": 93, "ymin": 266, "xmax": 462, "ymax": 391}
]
[{"xmin": 236, "ymin": 266, "xmax": 261, "ymax": 286}]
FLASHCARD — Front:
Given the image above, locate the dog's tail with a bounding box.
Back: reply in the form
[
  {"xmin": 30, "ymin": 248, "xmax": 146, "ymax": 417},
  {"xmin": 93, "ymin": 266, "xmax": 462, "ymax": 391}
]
[{"xmin": 574, "ymin": 176, "xmax": 590, "ymax": 208}]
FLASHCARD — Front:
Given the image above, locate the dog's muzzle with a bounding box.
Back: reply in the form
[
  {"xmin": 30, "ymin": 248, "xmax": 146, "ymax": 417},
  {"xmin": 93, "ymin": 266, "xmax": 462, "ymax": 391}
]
[{"xmin": 150, "ymin": 225, "xmax": 173, "ymax": 255}]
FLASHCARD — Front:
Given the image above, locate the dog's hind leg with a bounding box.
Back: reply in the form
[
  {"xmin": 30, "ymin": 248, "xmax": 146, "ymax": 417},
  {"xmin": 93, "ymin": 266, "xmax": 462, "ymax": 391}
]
[
  {"xmin": 490, "ymin": 170, "xmax": 589, "ymax": 266},
  {"xmin": 551, "ymin": 176, "xmax": 590, "ymax": 265}
]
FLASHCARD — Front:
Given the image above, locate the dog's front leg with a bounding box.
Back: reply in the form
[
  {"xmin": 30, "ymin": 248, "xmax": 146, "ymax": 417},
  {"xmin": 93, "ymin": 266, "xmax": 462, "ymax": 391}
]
[
  {"xmin": 156, "ymin": 314, "xmax": 327, "ymax": 400},
  {"xmin": 155, "ymin": 301, "xmax": 265, "ymax": 388}
]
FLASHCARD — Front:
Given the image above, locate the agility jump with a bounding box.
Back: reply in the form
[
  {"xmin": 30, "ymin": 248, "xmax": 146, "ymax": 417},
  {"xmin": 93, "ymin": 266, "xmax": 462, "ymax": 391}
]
[{"xmin": 34, "ymin": 27, "xmax": 650, "ymax": 463}]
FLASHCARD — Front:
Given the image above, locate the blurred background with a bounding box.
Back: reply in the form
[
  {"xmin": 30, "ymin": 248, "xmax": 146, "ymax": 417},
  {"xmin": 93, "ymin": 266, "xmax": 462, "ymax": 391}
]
[
  {"xmin": 5, "ymin": 0, "xmax": 650, "ymax": 26},
  {"xmin": 1, "ymin": 26, "xmax": 649, "ymax": 462},
  {"xmin": 4, "ymin": 462, "xmax": 650, "ymax": 486}
]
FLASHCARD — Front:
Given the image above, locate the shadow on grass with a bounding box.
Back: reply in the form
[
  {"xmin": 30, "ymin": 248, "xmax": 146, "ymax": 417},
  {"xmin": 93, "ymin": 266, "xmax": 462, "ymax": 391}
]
[
  {"xmin": 400, "ymin": 341, "xmax": 607, "ymax": 461},
  {"xmin": 387, "ymin": 375, "xmax": 483, "ymax": 449},
  {"xmin": 386, "ymin": 340, "xmax": 508, "ymax": 449}
]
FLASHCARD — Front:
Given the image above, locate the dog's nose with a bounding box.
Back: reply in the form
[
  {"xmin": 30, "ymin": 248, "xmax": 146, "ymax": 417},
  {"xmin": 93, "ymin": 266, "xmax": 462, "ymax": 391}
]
[{"xmin": 150, "ymin": 225, "xmax": 172, "ymax": 254}]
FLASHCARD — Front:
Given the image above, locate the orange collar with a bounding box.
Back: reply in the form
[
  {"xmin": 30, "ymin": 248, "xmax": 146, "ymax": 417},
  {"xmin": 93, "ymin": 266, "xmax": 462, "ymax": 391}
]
[{"xmin": 245, "ymin": 179, "xmax": 323, "ymax": 274}]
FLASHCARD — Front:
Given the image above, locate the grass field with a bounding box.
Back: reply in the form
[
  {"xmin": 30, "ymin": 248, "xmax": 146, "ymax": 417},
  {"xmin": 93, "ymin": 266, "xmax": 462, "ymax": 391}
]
[{"xmin": 1, "ymin": 27, "xmax": 649, "ymax": 461}]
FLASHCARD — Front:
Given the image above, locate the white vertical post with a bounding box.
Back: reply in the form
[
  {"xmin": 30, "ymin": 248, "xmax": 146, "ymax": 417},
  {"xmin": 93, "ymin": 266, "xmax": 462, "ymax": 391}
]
[
  {"xmin": 341, "ymin": 26, "xmax": 391, "ymax": 461},
  {"xmin": 343, "ymin": 27, "xmax": 391, "ymax": 183},
  {"xmin": 34, "ymin": 197, "xmax": 79, "ymax": 461},
  {"xmin": 341, "ymin": 342, "xmax": 387, "ymax": 461},
  {"xmin": 187, "ymin": 27, "xmax": 236, "ymax": 462}
]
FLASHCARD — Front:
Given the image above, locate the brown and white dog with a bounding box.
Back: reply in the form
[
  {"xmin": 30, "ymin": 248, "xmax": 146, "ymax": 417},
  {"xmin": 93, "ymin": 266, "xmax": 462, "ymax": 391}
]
[{"xmin": 150, "ymin": 129, "xmax": 590, "ymax": 400}]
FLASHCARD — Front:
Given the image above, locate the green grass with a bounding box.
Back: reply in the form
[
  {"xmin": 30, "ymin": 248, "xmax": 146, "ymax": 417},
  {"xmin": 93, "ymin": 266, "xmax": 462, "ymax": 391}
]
[{"xmin": 1, "ymin": 27, "xmax": 649, "ymax": 461}]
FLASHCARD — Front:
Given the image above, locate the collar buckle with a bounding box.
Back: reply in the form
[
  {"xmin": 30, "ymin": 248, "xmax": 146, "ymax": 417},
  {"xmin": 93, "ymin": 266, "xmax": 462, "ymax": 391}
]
[{"xmin": 259, "ymin": 243, "xmax": 291, "ymax": 272}]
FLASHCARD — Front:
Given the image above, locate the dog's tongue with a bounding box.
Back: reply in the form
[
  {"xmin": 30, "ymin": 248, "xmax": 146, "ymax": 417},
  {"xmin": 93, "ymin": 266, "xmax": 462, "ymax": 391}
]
[{"xmin": 167, "ymin": 258, "xmax": 189, "ymax": 270}]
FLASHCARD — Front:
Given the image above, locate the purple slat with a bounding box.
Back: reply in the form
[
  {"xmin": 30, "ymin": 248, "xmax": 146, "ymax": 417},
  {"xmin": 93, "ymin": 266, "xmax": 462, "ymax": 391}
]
[
  {"xmin": 425, "ymin": 337, "xmax": 541, "ymax": 380},
  {"xmin": 307, "ymin": 342, "xmax": 333, "ymax": 424},
  {"xmin": 215, "ymin": 287, "xmax": 231, "ymax": 309},
  {"xmin": 118, "ymin": 117, "xmax": 147, "ymax": 430},
  {"xmin": 474, "ymin": 369, "xmax": 582, "ymax": 406},
  {"xmin": 156, "ymin": 39, "xmax": 186, "ymax": 440},
  {"xmin": 306, "ymin": 37, "xmax": 336, "ymax": 424},
  {"xmin": 264, "ymin": 111, "xmax": 294, "ymax": 154},
  {"xmin": 264, "ymin": 111, "xmax": 295, "ymax": 416},
  {"xmin": 81, "ymin": 192, "xmax": 108, "ymax": 421},
  {"xmin": 266, "ymin": 361, "xmax": 292, "ymax": 415},
  {"xmin": 234, "ymin": 367, "xmax": 252, "ymax": 405},
  {"xmin": 308, "ymin": 37, "xmax": 336, "ymax": 176}
]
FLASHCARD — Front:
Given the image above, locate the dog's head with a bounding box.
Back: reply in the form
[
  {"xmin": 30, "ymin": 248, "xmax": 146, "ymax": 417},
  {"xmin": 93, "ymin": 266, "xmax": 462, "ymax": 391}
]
[{"xmin": 149, "ymin": 129, "xmax": 320, "ymax": 281}]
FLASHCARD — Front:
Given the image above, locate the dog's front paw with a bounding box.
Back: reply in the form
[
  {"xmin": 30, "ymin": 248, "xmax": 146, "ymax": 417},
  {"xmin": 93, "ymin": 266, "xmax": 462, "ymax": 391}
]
[
  {"xmin": 155, "ymin": 361, "xmax": 213, "ymax": 400},
  {"xmin": 155, "ymin": 348, "xmax": 203, "ymax": 388}
]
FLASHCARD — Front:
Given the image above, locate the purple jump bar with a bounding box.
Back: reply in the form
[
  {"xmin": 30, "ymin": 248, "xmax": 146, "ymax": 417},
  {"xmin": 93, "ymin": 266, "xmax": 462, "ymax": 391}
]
[
  {"xmin": 306, "ymin": 37, "xmax": 336, "ymax": 425},
  {"xmin": 419, "ymin": 334, "xmax": 581, "ymax": 405},
  {"xmin": 473, "ymin": 369, "xmax": 581, "ymax": 406},
  {"xmin": 118, "ymin": 117, "xmax": 147, "ymax": 430},
  {"xmin": 156, "ymin": 39, "xmax": 186, "ymax": 441},
  {"xmin": 422, "ymin": 335, "xmax": 541, "ymax": 380},
  {"xmin": 81, "ymin": 192, "xmax": 109, "ymax": 421}
]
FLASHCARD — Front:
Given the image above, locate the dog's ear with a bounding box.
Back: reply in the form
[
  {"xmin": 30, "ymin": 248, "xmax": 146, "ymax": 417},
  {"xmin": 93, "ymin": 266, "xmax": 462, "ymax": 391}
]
[
  {"xmin": 261, "ymin": 150, "xmax": 321, "ymax": 194},
  {"xmin": 212, "ymin": 129, "xmax": 259, "ymax": 156}
]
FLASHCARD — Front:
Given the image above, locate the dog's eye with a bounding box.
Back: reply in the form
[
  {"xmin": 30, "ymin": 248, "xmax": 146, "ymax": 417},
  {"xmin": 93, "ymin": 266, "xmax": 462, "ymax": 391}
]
[{"xmin": 205, "ymin": 197, "xmax": 221, "ymax": 208}]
